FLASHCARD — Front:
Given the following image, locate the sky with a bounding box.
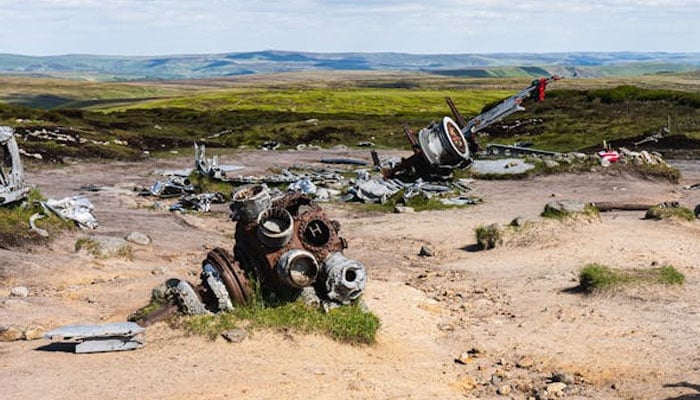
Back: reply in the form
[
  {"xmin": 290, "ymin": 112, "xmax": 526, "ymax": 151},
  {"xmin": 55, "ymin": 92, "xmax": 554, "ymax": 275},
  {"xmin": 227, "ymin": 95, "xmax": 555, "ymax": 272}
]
[{"xmin": 0, "ymin": 0, "xmax": 698, "ymax": 56}]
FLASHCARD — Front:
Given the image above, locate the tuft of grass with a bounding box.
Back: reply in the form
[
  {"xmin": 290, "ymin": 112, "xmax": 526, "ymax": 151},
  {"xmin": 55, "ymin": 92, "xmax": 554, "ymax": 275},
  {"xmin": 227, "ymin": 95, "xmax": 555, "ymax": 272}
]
[
  {"xmin": 578, "ymin": 263, "xmax": 685, "ymax": 293},
  {"xmin": 645, "ymin": 205, "xmax": 696, "ymax": 221},
  {"xmin": 75, "ymin": 237, "xmax": 100, "ymax": 255},
  {"xmin": 475, "ymin": 224, "xmax": 502, "ymax": 250},
  {"xmin": 177, "ymin": 301, "xmax": 380, "ymax": 345},
  {"xmin": 115, "ymin": 244, "xmax": 135, "ymax": 261},
  {"xmin": 631, "ymin": 162, "xmax": 681, "ymax": 183},
  {"xmin": 542, "ymin": 203, "xmax": 600, "ymax": 220},
  {"xmin": 75, "ymin": 237, "xmax": 134, "ymax": 260},
  {"xmin": 188, "ymin": 170, "xmax": 235, "ymax": 200}
]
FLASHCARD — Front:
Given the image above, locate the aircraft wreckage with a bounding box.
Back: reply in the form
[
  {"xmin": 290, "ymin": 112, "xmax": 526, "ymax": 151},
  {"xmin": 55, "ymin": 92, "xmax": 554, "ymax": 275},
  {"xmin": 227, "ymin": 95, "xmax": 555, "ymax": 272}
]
[
  {"xmin": 135, "ymin": 185, "xmax": 367, "ymax": 325},
  {"xmin": 377, "ymin": 76, "xmax": 561, "ymax": 181},
  {"xmin": 0, "ymin": 126, "xmax": 31, "ymax": 206}
]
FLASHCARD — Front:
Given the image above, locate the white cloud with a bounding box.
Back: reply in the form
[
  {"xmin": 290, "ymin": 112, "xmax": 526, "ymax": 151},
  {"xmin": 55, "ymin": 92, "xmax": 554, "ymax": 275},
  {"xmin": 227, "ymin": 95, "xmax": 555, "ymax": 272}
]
[{"xmin": 0, "ymin": 0, "xmax": 697, "ymax": 54}]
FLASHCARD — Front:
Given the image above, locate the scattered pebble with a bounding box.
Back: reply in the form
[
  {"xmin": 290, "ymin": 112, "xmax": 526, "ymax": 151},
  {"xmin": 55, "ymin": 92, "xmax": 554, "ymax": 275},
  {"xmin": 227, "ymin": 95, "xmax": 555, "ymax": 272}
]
[
  {"xmin": 221, "ymin": 328, "xmax": 248, "ymax": 343},
  {"xmin": 23, "ymin": 326, "xmax": 45, "ymax": 341},
  {"xmin": 125, "ymin": 231, "xmax": 152, "ymax": 246},
  {"xmin": 0, "ymin": 325, "xmax": 23, "ymax": 342},
  {"xmin": 516, "ymin": 356, "xmax": 534, "ymax": 369},
  {"xmin": 10, "ymin": 286, "xmax": 29, "ymax": 298},
  {"xmin": 497, "ymin": 384, "xmax": 512, "ymax": 395},
  {"xmin": 551, "ymin": 372, "xmax": 575, "ymax": 385},
  {"xmin": 510, "ymin": 217, "xmax": 525, "ymax": 227},
  {"xmin": 419, "ymin": 245, "xmax": 434, "ymax": 257},
  {"xmin": 547, "ymin": 382, "xmax": 567, "ymax": 395},
  {"xmin": 394, "ymin": 205, "xmax": 415, "ymax": 214}
]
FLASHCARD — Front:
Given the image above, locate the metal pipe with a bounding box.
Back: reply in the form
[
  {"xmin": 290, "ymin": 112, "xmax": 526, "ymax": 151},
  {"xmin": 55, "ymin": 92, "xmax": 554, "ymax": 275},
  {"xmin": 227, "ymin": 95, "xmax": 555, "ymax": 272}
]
[
  {"xmin": 276, "ymin": 249, "xmax": 319, "ymax": 288},
  {"xmin": 322, "ymin": 252, "xmax": 367, "ymax": 304}
]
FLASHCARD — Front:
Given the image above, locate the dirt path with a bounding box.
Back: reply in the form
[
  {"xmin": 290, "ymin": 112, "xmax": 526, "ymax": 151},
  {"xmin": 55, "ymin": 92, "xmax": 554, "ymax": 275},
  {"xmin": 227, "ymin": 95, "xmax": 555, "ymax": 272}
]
[{"xmin": 1, "ymin": 151, "xmax": 699, "ymax": 399}]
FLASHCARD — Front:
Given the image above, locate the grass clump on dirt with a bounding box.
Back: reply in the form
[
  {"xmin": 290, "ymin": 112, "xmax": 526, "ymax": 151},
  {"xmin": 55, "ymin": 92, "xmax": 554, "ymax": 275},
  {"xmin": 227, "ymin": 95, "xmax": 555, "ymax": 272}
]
[
  {"xmin": 645, "ymin": 205, "xmax": 696, "ymax": 221},
  {"xmin": 475, "ymin": 224, "xmax": 502, "ymax": 250},
  {"xmin": 188, "ymin": 171, "xmax": 235, "ymax": 200},
  {"xmin": 178, "ymin": 301, "xmax": 380, "ymax": 345},
  {"xmin": 542, "ymin": 202, "xmax": 600, "ymax": 220},
  {"xmin": 578, "ymin": 263, "xmax": 685, "ymax": 293},
  {"xmin": 75, "ymin": 237, "xmax": 135, "ymax": 260},
  {"xmin": 0, "ymin": 189, "xmax": 74, "ymax": 249}
]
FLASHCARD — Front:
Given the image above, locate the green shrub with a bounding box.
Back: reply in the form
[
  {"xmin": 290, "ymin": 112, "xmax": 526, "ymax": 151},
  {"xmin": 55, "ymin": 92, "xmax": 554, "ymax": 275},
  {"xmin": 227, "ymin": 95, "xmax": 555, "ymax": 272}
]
[
  {"xmin": 578, "ymin": 263, "xmax": 685, "ymax": 293},
  {"xmin": 475, "ymin": 224, "xmax": 502, "ymax": 250},
  {"xmin": 645, "ymin": 205, "xmax": 695, "ymax": 221}
]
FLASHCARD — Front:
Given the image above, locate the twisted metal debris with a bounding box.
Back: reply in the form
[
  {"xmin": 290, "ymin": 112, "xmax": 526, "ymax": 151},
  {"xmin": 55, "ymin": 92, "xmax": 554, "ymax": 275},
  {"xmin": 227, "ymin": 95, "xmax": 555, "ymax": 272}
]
[
  {"xmin": 381, "ymin": 76, "xmax": 561, "ymax": 181},
  {"xmin": 0, "ymin": 126, "xmax": 31, "ymax": 206}
]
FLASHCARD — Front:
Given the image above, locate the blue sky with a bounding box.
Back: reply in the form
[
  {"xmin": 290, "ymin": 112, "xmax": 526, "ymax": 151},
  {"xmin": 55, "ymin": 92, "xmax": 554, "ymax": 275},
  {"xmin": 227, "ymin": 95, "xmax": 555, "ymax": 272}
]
[{"xmin": 1, "ymin": 0, "xmax": 698, "ymax": 56}]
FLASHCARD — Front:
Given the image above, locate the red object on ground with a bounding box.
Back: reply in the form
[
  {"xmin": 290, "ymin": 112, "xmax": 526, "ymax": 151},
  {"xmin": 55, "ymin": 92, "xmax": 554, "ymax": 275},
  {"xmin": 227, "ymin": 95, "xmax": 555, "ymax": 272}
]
[
  {"xmin": 597, "ymin": 149, "xmax": 620, "ymax": 163},
  {"xmin": 537, "ymin": 78, "xmax": 547, "ymax": 102}
]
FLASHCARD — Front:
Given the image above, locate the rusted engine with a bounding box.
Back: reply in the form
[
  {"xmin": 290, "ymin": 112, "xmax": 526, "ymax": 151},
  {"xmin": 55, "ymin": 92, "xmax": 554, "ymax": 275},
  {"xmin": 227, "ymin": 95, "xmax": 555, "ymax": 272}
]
[
  {"xmin": 137, "ymin": 186, "xmax": 367, "ymax": 324},
  {"xmin": 230, "ymin": 186, "xmax": 366, "ymax": 305}
]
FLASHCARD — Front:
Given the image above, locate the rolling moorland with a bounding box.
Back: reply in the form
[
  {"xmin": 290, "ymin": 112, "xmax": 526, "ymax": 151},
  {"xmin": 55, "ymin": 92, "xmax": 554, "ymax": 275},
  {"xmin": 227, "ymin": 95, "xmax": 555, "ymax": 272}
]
[
  {"xmin": 1, "ymin": 51, "xmax": 700, "ymax": 81},
  {"xmin": 0, "ymin": 69, "xmax": 699, "ymax": 163}
]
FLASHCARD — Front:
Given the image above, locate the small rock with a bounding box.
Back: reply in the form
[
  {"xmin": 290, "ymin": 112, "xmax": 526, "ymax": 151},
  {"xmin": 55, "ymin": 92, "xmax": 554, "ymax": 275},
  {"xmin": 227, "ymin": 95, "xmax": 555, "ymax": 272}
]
[
  {"xmin": 151, "ymin": 266, "xmax": 167, "ymax": 275},
  {"xmin": 80, "ymin": 236, "xmax": 130, "ymax": 258},
  {"xmin": 0, "ymin": 325, "xmax": 23, "ymax": 342},
  {"xmin": 453, "ymin": 375, "xmax": 477, "ymax": 392},
  {"xmin": 516, "ymin": 356, "xmax": 534, "ymax": 369},
  {"xmin": 23, "ymin": 326, "xmax": 45, "ymax": 341},
  {"xmin": 437, "ymin": 323, "xmax": 454, "ymax": 331},
  {"xmin": 221, "ymin": 328, "xmax": 247, "ymax": 343},
  {"xmin": 125, "ymin": 231, "xmax": 151, "ymax": 246},
  {"xmin": 497, "ymin": 384, "xmax": 512, "ymax": 395},
  {"xmin": 544, "ymin": 200, "xmax": 586, "ymax": 215},
  {"xmin": 694, "ymin": 204, "xmax": 700, "ymax": 218},
  {"xmin": 394, "ymin": 206, "xmax": 415, "ymax": 214},
  {"xmin": 551, "ymin": 372, "xmax": 575, "ymax": 385},
  {"xmin": 547, "ymin": 382, "xmax": 567, "ymax": 395},
  {"xmin": 455, "ymin": 351, "xmax": 475, "ymax": 364},
  {"xmin": 544, "ymin": 159, "xmax": 560, "ymax": 169},
  {"xmin": 10, "ymin": 286, "xmax": 29, "ymax": 298},
  {"xmin": 419, "ymin": 245, "xmax": 434, "ymax": 257},
  {"xmin": 510, "ymin": 217, "xmax": 525, "ymax": 227}
]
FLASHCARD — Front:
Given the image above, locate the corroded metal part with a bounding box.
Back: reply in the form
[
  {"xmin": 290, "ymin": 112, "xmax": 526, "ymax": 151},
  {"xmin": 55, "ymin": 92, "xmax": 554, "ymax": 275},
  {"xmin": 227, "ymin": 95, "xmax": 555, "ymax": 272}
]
[
  {"xmin": 322, "ymin": 252, "xmax": 367, "ymax": 304},
  {"xmin": 276, "ymin": 249, "xmax": 319, "ymax": 288},
  {"xmin": 257, "ymin": 207, "xmax": 294, "ymax": 248},
  {"xmin": 170, "ymin": 279, "xmax": 210, "ymax": 315},
  {"xmin": 231, "ymin": 184, "xmax": 271, "ymax": 222},
  {"xmin": 135, "ymin": 303, "xmax": 179, "ymax": 327},
  {"xmin": 202, "ymin": 263, "xmax": 234, "ymax": 311},
  {"xmin": 205, "ymin": 247, "xmax": 254, "ymax": 305}
]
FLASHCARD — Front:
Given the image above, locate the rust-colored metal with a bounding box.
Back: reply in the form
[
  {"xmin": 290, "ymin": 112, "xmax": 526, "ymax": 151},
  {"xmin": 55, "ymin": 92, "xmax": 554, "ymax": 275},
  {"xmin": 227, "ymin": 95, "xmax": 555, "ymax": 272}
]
[
  {"xmin": 234, "ymin": 193, "xmax": 345, "ymax": 297},
  {"xmin": 205, "ymin": 247, "xmax": 253, "ymax": 305},
  {"xmin": 135, "ymin": 303, "xmax": 179, "ymax": 327}
]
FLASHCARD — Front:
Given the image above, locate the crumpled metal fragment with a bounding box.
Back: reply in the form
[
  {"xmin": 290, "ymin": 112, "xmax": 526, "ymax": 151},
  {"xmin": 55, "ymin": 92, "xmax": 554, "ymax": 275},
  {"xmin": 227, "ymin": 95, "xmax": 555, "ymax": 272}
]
[
  {"xmin": 140, "ymin": 176, "xmax": 195, "ymax": 198},
  {"xmin": 287, "ymin": 177, "xmax": 317, "ymax": 195},
  {"xmin": 42, "ymin": 195, "xmax": 98, "ymax": 229},
  {"xmin": 169, "ymin": 192, "xmax": 225, "ymax": 212}
]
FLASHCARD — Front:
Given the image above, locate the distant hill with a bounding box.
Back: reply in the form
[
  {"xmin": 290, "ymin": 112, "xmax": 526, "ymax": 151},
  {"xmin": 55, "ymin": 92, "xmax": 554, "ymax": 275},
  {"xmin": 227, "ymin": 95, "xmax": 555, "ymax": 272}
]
[{"xmin": 1, "ymin": 51, "xmax": 699, "ymax": 81}]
